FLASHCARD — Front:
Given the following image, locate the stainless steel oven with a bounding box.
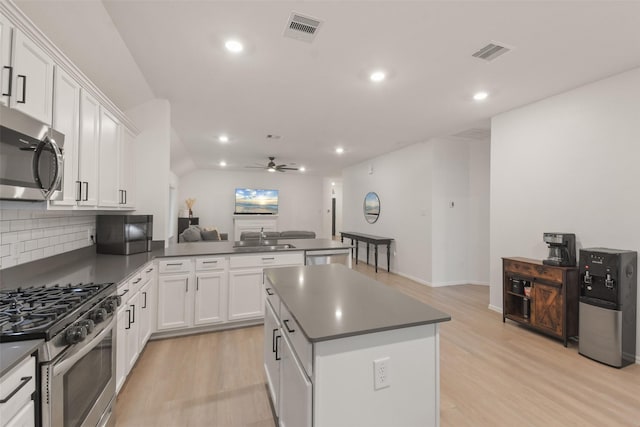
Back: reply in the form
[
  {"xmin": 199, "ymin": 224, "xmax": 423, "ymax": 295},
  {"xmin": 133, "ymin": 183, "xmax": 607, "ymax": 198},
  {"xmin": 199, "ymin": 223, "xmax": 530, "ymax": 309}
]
[{"xmin": 41, "ymin": 315, "xmax": 116, "ymax": 427}]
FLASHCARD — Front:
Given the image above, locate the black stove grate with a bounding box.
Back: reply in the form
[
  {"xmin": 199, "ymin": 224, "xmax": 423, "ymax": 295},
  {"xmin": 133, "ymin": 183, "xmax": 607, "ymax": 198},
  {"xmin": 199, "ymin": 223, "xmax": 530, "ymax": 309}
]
[{"xmin": 0, "ymin": 282, "xmax": 115, "ymax": 342}]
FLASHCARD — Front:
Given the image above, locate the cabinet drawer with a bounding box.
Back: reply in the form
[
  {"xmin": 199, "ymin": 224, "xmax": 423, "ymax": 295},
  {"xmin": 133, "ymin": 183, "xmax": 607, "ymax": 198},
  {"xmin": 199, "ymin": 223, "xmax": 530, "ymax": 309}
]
[
  {"xmin": 159, "ymin": 258, "xmax": 193, "ymax": 274},
  {"xmin": 504, "ymin": 259, "xmax": 563, "ymax": 283},
  {"xmin": 142, "ymin": 262, "xmax": 156, "ymax": 282},
  {"xmin": 280, "ymin": 303, "xmax": 312, "ymax": 377},
  {"xmin": 264, "ymin": 282, "xmax": 280, "ymax": 314},
  {"xmin": 195, "ymin": 257, "xmax": 227, "ymax": 271},
  {"xmin": 230, "ymin": 252, "xmax": 304, "ymax": 269},
  {"xmin": 0, "ymin": 356, "xmax": 35, "ymax": 424}
]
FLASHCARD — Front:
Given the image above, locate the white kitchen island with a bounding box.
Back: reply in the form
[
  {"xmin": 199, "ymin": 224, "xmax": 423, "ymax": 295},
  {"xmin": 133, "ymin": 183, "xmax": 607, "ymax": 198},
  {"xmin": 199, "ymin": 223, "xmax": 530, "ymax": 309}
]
[{"xmin": 264, "ymin": 264, "xmax": 451, "ymax": 427}]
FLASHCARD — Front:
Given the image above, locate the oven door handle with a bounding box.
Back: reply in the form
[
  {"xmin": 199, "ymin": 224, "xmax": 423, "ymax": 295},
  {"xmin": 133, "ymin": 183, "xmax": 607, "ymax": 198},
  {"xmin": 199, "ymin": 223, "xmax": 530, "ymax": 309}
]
[{"xmin": 53, "ymin": 317, "xmax": 115, "ymax": 377}]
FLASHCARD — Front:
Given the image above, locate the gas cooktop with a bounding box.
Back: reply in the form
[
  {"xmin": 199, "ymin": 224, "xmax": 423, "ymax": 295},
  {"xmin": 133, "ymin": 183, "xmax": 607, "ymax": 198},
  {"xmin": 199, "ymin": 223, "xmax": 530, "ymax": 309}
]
[{"xmin": 0, "ymin": 282, "xmax": 115, "ymax": 342}]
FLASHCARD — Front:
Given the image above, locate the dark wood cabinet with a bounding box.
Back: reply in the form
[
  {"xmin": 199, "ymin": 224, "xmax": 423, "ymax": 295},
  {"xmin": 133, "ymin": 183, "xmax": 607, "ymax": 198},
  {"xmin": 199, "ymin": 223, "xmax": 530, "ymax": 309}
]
[{"xmin": 502, "ymin": 257, "xmax": 579, "ymax": 346}]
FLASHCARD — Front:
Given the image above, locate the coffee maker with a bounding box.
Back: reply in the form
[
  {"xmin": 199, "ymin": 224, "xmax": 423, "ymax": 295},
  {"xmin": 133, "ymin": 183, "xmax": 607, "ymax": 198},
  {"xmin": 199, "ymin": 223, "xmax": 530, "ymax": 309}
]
[{"xmin": 542, "ymin": 232, "xmax": 576, "ymax": 267}]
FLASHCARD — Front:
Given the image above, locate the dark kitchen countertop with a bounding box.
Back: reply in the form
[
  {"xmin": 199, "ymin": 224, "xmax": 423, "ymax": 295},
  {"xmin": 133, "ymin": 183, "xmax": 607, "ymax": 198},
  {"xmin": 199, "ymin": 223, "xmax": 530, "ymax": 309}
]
[
  {"xmin": 0, "ymin": 339, "xmax": 42, "ymax": 377},
  {"xmin": 264, "ymin": 264, "xmax": 451, "ymax": 342},
  {"xmin": 163, "ymin": 238, "xmax": 351, "ymax": 257}
]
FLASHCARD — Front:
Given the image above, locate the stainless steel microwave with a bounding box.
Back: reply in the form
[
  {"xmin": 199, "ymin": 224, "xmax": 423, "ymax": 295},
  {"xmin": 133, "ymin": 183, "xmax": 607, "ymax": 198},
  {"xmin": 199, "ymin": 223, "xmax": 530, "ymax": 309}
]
[
  {"xmin": 96, "ymin": 215, "xmax": 153, "ymax": 255},
  {"xmin": 0, "ymin": 104, "xmax": 65, "ymax": 201}
]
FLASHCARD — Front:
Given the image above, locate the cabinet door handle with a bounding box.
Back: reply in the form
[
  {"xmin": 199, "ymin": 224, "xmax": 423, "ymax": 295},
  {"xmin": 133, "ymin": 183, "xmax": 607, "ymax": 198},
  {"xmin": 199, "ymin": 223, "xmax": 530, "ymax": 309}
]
[
  {"xmin": 124, "ymin": 190, "xmax": 127, "ymax": 205},
  {"xmin": 130, "ymin": 304, "xmax": 136, "ymax": 324},
  {"xmin": 118, "ymin": 288, "xmax": 129, "ymax": 298},
  {"xmin": 0, "ymin": 376, "xmax": 32, "ymax": 403},
  {"xmin": 125, "ymin": 309, "xmax": 131, "ymax": 329},
  {"xmin": 132, "ymin": 278, "xmax": 142, "ymax": 284},
  {"xmin": 2, "ymin": 65, "xmax": 13, "ymax": 97},
  {"xmin": 82, "ymin": 182, "xmax": 89, "ymax": 201},
  {"xmin": 196, "ymin": 277, "xmax": 199, "ymax": 291},
  {"xmin": 145, "ymin": 268, "xmax": 154, "ymax": 273},
  {"xmin": 265, "ymin": 288, "xmax": 274, "ymax": 296},
  {"xmin": 142, "ymin": 291, "xmax": 147, "ymax": 309},
  {"xmin": 16, "ymin": 74, "xmax": 26, "ymax": 103},
  {"xmin": 75, "ymin": 181, "xmax": 82, "ymax": 201},
  {"xmin": 262, "ymin": 257, "xmax": 275, "ymax": 261},
  {"xmin": 202, "ymin": 260, "xmax": 218, "ymax": 264},
  {"xmin": 275, "ymin": 334, "xmax": 281, "ymax": 361},
  {"xmin": 283, "ymin": 319, "xmax": 295, "ymax": 333},
  {"xmin": 167, "ymin": 263, "xmax": 183, "ymax": 266},
  {"xmin": 272, "ymin": 328, "xmax": 278, "ymax": 353},
  {"xmin": 185, "ymin": 278, "xmax": 188, "ymax": 292}
]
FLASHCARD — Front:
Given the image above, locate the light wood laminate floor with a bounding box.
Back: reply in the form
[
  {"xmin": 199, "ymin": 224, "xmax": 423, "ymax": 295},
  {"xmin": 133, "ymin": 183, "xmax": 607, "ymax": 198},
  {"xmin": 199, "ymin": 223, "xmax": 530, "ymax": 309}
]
[{"xmin": 116, "ymin": 263, "xmax": 640, "ymax": 427}]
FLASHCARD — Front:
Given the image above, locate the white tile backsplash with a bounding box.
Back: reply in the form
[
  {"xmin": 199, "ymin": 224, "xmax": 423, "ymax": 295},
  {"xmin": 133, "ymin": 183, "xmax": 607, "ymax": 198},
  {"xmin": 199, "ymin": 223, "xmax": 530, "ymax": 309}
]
[{"xmin": 0, "ymin": 207, "xmax": 95, "ymax": 270}]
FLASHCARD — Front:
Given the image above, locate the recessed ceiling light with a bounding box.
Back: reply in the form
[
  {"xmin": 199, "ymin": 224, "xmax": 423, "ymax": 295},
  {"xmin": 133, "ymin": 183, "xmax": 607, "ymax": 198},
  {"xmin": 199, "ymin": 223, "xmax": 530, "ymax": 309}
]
[
  {"xmin": 370, "ymin": 71, "xmax": 386, "ymax": 82},
  {"xmin": 219, "ymin": 160, "xmax": 227, "ymax": 167},
  {"xmin": 331, "ymin": 182, "xmax": 335, "ymax": 186},
  {"xmin": 299, "ymin": 166, "xmax": 306, "ymax": 172},
  {"xmin": 218, "ymin": 135, "xmax": 229, "ymax": 143},
  {"xmin": 225, "ymin": 39, "xmax": 244, "ymax": 53},
  {"xmin": 335, "ymin": 147, "xmax": 344, "ymax": 154},
  {"xmin": 473, "ymin": 91, "xmax": 489, "ymax": 101}
]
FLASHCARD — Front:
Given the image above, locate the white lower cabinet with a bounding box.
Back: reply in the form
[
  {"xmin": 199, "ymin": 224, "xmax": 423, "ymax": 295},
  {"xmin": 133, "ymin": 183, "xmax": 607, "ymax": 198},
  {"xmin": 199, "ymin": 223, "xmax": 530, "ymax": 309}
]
[
  {"xmin": 116, "ymin": 262, "xmax": 157, "ymax": 394},
  {"xmin": 157, "ymin": 257, "xmax": 228, "ymax": 331},
  {"xmin": 264, "ymin": 300, "xmax": 281, "ymax": 415},
  {"xmin": 280, "ymin": 334, "xmax": 312, "ymax": 427},
  {"xmin": 228, "ymin": 268, "xmax": 264, "ymax": 320},
  {"xmin": 0, "ymin": 356, "xmax": 36, "ymax": 427},
  {"xmin": 228, "ymin": 253, "xmax": 304, "ymax": 321},
  {"xmin": 194, "ymin": 270, "xmax": 226, "ymax": 325}
]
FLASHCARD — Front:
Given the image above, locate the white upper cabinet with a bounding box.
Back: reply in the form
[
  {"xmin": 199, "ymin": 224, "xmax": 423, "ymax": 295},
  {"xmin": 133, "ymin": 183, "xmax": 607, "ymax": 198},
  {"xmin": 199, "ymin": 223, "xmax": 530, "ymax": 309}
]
[
  {"xmin": 119, "ymin": 127, "xmax": 136, "ymax": 208},
  {"xmin": 98, "ymin": 107, "xmax": 121, "ymax": 207},
  {"xmin": 78, "ymin": 90, "xmax": 100, "ymax": 207},
  {"xmin": 9, "ymin": 29, "xmax": 54, "ymax": 124},
  {"xmin": 51, "ymin": 67, "xmax": 81, "ymax": 206},
  {"xmin": 0, "ymin": 12, "xmax": 12, "ymax": 107}
]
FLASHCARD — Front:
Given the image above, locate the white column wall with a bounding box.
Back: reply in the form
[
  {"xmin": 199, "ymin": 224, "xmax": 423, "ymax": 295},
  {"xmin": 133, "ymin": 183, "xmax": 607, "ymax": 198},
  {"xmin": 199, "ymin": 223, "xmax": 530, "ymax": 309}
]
[{"xmin": 490, "ymin": 67, "xmax": 640, "ymax": 359}]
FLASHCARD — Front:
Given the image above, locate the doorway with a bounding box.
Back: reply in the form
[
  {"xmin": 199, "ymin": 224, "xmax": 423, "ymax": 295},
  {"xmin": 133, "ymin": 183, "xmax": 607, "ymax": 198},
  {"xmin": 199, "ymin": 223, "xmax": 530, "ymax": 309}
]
[{"xmin": 332, "ymin": 197, "xmax": 336, "ymax": 236}]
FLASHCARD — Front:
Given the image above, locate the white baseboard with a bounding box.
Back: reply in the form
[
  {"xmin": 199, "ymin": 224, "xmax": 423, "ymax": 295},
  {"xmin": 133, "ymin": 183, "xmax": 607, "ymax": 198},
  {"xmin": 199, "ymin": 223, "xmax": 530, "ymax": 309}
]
[
  {"xmin": 395, "ymin": 271, "xmax": 431, "ymax": 286},
  {"xmin": 488, "ymin": 304, "xmax": 502, "ymax": 314},
  {"xmin": 393, "ymin": 271, "xmax": 490, "ymax": 288}
]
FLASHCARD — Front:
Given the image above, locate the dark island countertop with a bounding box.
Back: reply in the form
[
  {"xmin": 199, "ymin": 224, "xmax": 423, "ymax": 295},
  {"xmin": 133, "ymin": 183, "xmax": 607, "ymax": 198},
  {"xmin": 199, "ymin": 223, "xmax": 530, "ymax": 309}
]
[
  {"xmin": 264, "ymin": 264, "xmax": 451, "ymax": 342},
  {"xmin": 0, "ymin": 339, "xmax": 42, "ymax": 377}
]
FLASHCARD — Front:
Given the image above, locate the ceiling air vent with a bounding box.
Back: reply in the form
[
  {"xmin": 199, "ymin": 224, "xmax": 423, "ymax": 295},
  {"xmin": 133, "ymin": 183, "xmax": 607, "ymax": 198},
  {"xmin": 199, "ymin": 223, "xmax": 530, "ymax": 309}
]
[
  {"xmin": 472, "ymin": 42, "xmax": 512, "ymax": 62},
  {"xmin": 283, "ymin": 12, "xmax": 323, "ymax": 43},
  {"xmin": 452, "ymin": 128, "xmax": 491, "ymax": 141}
]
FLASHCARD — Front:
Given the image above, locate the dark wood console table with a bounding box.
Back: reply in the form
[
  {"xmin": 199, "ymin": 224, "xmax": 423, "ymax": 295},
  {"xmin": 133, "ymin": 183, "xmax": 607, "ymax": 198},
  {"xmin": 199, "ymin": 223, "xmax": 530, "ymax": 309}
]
[{"xmin": 340, "ymin": 232, "xmax": 394, "ymax": 273}]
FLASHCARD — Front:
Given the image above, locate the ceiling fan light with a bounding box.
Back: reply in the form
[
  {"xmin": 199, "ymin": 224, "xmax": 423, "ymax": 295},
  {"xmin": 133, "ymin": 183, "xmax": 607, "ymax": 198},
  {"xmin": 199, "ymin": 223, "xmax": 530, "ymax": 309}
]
[
  {"xmin": 268, "ymin": 168, "xmax": 276, "ymax": 172},
  {"xmin": 299, "ymin": 166, "xmax": 306, "ymax": 172}
]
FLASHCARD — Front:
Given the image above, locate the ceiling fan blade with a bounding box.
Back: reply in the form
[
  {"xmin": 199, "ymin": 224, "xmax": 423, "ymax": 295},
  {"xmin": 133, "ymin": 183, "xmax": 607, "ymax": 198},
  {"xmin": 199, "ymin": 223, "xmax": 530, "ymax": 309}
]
[
  {"xmin": 278, "ymin": 167, "xmax": 299, "ymax": 170},
  {"xmin": 276, "ymin": 168, "xmax": 286, "ymax": 172},
  {"xmin": 245, "ymin": 166, "xmax": 267, "ymax": 169}
]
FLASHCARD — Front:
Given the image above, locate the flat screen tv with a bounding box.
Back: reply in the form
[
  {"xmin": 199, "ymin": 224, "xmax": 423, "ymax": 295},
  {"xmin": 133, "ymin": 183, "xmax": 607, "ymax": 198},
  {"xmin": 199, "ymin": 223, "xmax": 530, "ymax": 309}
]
[{"xmin": 235, "ymin": 188, "xmax": 279, "ymax": 215}]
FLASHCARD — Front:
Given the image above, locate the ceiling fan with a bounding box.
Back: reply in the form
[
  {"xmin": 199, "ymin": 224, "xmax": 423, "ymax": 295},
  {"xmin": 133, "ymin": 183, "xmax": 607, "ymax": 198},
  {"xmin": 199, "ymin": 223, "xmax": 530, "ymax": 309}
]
[{"xmin": 246, "ymin": 156, "xmax": 299, "ymax": 172}]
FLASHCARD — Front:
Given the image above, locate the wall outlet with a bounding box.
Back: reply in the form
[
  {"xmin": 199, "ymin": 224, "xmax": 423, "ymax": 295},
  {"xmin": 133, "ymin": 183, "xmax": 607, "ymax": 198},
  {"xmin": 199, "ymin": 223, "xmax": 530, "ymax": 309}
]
[{"xmin": 373, "ymin": 357, "xmax": 391, "ymax": 390}]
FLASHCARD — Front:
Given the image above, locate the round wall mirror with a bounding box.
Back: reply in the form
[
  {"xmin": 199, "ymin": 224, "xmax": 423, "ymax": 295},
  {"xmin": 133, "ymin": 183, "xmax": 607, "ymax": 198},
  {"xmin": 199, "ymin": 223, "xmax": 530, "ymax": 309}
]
[{"xmin": 363, "ymin": 192, "xmax": 380, "ymax": 223}]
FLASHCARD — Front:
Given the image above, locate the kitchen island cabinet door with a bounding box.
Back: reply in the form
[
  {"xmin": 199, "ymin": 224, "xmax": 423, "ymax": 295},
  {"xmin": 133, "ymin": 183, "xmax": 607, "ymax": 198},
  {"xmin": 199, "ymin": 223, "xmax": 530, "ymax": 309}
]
[
  {"xmin": 279, "ymin": 334, "xmax": 312, "ymax": 427},
  {"xmin": 157, "ymin": 273, "xmax": 192, "ymax": 330},
  {"xmin": 228, "ymin": 268, "xmax": 264, "ymax": 321},
  {"xmin": 194, "ymin": 271, "xmax": 226, "ymax": 326},
  {"xmin": 264, "ymin": 301, "xmax": 280, "ymax": 415}
]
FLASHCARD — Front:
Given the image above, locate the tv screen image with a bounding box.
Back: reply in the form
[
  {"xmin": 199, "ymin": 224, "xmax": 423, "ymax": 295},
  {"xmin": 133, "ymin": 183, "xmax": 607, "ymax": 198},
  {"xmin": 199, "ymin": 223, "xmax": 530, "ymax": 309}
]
[{"xmin": 235, "ymin": 188, "xmax": 279, "ymax": 214}]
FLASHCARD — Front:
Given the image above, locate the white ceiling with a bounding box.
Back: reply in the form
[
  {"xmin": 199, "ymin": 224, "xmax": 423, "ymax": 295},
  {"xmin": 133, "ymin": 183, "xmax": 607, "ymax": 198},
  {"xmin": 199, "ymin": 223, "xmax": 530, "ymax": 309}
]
[{"xmin": 15, "ymin": 1, "xmax": 640, "ymax": 177}]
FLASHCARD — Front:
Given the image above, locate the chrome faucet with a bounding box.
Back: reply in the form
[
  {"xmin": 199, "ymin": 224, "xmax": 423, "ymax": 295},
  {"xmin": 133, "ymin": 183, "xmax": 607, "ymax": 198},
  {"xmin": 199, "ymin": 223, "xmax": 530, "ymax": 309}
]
[{"xmin": 259, "ymin": 227, "xmax": 266, "ymax": 243}]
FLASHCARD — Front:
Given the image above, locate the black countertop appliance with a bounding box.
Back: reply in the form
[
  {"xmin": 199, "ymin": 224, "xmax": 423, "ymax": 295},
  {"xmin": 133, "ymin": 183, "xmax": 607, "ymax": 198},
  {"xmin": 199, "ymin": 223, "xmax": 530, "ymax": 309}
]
[
  {"xmin": 543, "ymin": 232, "xmax": 576, "ymax": 267},
  {"xmin": 96, "ymin": 214, "xmax": 153, "ymax": 255},
  {"xmin": 579, "ymin": 248, "xmax": 637, "ymax": 368}
]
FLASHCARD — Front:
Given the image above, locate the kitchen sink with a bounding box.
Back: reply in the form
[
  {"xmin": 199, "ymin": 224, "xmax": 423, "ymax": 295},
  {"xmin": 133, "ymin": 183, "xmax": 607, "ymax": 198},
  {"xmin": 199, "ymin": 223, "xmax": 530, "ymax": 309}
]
[
  {"xmin": 232, "ymin": 243, "xmax": 296, "ymax": 252},
  {"xmin": 233, "ymin": 239, "xmax": 282, "ymax": 247}
]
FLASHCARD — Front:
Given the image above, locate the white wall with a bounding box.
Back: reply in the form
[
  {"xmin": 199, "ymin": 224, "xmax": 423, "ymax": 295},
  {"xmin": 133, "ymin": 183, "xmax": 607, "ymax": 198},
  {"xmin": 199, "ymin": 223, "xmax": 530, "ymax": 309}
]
[
  {"xmin": 177, "ymin": 169, "xmax": 324, "ymax": 238},
  {"xmin": 490, "ymin": 67, "xmax": 640, "ymax": 358},
  {"xmin": 127, "ymin": 99, "xmax": 171, "ymax": 244},
  {"xmin": 342, "ymin": 138, "xmax": 490, "ymax": 286}
]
